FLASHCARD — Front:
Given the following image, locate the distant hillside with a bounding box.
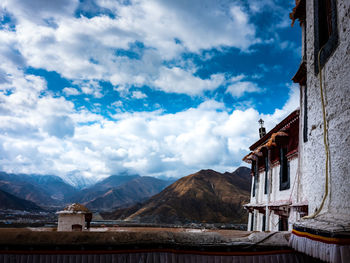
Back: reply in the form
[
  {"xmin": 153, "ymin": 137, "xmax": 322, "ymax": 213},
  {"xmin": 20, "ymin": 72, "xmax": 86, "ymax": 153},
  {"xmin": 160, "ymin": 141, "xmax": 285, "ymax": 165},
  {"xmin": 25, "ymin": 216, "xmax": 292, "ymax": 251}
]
[
  {"xmin": 0, "ymin": 172, "xmax": 77, "ymax": 206},
  {"xmin": 0, "ymin": 189, "xmax": 43, "ymax": 211},
  {"xmin": 0, "ymin": 172, "xmax": 173, "ymax": 210},
  {"xmin": 85, "ymin": 176, "xmax": 171, "ymax": 211},
  {"xmin": 103, "ymin": 167, "xmax": 251, "ymax": 224},
  {"xmin": 72, "ymin": 174, "xmax": 140, "ymax": 204}
]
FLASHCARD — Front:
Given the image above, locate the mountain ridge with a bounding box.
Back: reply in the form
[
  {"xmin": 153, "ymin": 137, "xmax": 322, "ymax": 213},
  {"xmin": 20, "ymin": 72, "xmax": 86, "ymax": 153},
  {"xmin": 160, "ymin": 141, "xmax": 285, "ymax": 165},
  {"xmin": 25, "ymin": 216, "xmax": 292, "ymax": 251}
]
[
  {"xmin": 85, "ymin": 176, "xmax": 172, "ymax": 210},
  {"xmin": 103, "ymin": 167, "xmax": 251, "ymax": 224},
  {"xmin": 0, "ymin": 189, "xmax": 44, "ymax": 211}
]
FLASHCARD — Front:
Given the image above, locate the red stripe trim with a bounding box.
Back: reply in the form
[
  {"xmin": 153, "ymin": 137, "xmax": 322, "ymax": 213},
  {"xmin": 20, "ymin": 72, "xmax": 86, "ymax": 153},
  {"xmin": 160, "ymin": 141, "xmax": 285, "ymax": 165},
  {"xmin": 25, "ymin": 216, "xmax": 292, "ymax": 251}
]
[{"xmin": 292, "ymin": 229, "xmax": 350, "ymax": 245}]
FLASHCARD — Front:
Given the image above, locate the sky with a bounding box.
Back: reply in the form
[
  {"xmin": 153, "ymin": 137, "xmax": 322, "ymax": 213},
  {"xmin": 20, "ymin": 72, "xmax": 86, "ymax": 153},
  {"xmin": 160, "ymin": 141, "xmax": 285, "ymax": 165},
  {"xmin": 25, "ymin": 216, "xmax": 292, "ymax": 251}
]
[{"xmin": 0, "ymin": 0, "xmax": 301, "ymax": 184}]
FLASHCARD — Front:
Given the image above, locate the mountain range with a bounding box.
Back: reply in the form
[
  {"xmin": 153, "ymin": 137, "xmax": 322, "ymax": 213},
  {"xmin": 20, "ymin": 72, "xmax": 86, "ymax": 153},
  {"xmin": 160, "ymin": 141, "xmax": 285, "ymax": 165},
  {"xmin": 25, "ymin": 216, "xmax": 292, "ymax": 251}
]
[
  {"xmin": 0, "ymin": 189, "xmax": 43, "ymax": 211},
  {"xmin": 102, "ymin": 167, "xmax": 251, "ymax": 224},
  {"xmin": 0, "ymin": 171, "xmax": 173, "ymax": 211},
  {"xmin": 0, "ymin": 172, "xmax": 77, "ymax": 207},
  {"xmin": 72, "ymin": 174, "xmax": 140, "ymax": 204},
  {"xmin": 0, "ymin": 167, "xmax": 251, "ymax": 225},
  {"xmin": 84, "ymin": 176, "xmax": 173, "ymax": 210}
]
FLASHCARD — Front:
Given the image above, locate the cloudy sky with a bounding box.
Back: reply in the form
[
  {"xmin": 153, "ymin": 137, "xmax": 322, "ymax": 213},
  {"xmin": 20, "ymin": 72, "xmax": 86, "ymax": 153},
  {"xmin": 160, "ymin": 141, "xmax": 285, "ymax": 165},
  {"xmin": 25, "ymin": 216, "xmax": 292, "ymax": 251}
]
[{"xmin": 0, "ymin": 0, "xmax": 301, "ymax": 183}]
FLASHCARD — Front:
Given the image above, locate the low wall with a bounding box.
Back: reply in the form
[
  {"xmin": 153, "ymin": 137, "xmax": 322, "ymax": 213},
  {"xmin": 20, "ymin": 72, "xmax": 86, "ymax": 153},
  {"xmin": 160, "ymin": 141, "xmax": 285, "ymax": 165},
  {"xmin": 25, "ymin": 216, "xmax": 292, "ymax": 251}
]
[{"xmin": 0, "ymin": 228, "xmax": 321, "ymax": 262}]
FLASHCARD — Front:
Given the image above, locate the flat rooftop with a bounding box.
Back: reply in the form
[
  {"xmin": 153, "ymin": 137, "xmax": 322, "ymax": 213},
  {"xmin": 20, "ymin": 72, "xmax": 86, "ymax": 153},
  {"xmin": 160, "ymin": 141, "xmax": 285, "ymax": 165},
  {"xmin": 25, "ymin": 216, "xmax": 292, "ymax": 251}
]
[
  {"xmin": 0, "ymin": 227, "xmax": 290, "ymax": 251},
  {"xmin": 0, "ymin": 228, "xmax": 322, "ymax": 262}
]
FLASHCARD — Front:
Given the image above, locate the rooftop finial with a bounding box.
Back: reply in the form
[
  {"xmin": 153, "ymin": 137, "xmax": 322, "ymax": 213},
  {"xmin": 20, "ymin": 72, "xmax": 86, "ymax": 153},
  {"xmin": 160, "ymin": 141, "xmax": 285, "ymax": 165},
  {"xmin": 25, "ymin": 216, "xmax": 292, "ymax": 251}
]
[
  {"xmin": 258, "ymin": 119, "xmax": 266, "ymax": 138},
  {"xmin": 258, "ymin": 119, "xmax": 264, "ymax": 127}
]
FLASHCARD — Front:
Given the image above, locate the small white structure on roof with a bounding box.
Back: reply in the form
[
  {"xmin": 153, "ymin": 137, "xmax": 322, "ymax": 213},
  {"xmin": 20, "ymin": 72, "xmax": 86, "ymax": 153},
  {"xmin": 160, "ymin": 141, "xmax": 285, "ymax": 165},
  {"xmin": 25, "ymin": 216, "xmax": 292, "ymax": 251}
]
[{"xmin": 57, "ymin": 203, "xmax": 92, "ymax": 231}]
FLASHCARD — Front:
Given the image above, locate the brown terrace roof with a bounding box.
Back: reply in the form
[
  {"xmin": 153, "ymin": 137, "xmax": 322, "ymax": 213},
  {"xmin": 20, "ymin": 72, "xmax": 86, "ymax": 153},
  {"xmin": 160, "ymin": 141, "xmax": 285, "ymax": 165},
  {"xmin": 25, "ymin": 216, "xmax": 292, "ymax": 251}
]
[
  {"xmin": 57, "ymin": 203, "xmax": 91, "ymax": 214},
  {"xmin": 249, "ymin": 109, "xmax": 299, "ymax": 151}
]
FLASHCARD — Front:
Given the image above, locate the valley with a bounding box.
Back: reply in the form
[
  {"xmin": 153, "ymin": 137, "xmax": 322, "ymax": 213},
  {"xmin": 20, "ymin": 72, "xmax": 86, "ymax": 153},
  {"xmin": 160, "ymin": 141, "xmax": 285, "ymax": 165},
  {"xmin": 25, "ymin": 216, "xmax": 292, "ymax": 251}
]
[{"xmin": 0, "ymin": 167, "xmax": 251, "ymax": 227}]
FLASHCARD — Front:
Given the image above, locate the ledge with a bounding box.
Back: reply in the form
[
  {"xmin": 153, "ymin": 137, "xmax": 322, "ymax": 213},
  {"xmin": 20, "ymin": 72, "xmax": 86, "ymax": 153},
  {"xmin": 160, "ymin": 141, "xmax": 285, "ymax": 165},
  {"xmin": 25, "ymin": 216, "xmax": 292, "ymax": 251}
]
[{"xmin": 0, "ymin": 228, "xmax": 293, "ymax": 253}]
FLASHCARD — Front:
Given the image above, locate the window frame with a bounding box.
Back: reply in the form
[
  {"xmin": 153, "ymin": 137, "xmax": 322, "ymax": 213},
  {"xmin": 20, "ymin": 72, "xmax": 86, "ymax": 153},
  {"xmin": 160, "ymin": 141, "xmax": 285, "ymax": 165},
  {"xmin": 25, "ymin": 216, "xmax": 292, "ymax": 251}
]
[
  {"xmin": 279, "ymin": 147, "xmax": 290, "ymax": 191},
  {"xmin": 264, "ymin": 155, "xmax": 268, "ymax": 194},
  {"xmin": 303, "ymin": 84, "xmax": 308, "ymax": 142},
  {"xmin": 278, "ymin": 216, "xmax": 289, "ymax": 231},
  {"xmin": 252, "ymin": 160, "xmax": 258, "ymax": 197},
  {"xmin": 314, "ymin": 0, "xmax": 338, "ymax": 74},
  {"xmin": 250, "ymin": 212, "xmax": 254, "ymax": 231},
  {"xmin": 262, "ymin": 214, "xmax": 266, "ymax": 231}
]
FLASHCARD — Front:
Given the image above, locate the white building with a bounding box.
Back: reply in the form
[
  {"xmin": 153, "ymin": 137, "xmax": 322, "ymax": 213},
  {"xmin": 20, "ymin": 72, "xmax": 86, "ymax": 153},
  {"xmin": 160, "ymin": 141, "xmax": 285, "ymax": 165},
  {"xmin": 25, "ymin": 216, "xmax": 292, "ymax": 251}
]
[
  {"xmin": 288, "ymin": 0, "xmax": 350, "ymax": 262},
  {"xmin": 243, "ymin": 110, "xmax": 306, "ymax": 232},
  {"xmin": 57, "ymin": 203, "xmax": 92, "ymax": 231}
]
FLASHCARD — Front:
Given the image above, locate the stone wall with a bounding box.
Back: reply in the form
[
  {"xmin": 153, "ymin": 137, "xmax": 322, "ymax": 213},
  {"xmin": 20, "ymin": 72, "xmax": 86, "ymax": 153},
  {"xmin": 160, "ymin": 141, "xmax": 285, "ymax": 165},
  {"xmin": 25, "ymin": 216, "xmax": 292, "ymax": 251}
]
[{"xmin": 300, "ymin": 0, "xmax": 350, "ymax": 219}]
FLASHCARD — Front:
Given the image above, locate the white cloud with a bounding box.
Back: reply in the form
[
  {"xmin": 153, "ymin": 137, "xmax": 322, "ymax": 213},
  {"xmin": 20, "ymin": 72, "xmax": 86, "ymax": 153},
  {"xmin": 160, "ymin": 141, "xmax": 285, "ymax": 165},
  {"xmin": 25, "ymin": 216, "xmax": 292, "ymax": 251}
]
[
  {"xmin": 0, "ymin": 0, "xmax": 258, "ymax": 96},
  {"xmin": 1, "ymin": 0, "xmax": 79, "ymax": 23},
  {"xmin": 154, "ymin": 67, "xmax": 225, "ymax": 95},
  {"xmin": 76, "ymin": 80, "xmax": 103, "ymax": 98},
  {"xmin": 226, "ymin": 81, "xmax": 261, "ymax": 98},
  {"xmin": 63, "ymin": 87, "xmax": 80, "ymax": 96},
  {"xmin": 43, "ymin": 115, "xmax": 75, "ymax": 138},
  {"xmin": 0, "ymin": 1, "xmax": 301, "ymax": 182},
  {"xmin": 111, "ymin": 100, "xmax": 123, "ymax": 108},
  {"xmin": 246, "ymin": 0, "xmax": 292, "ymax": 28},
  {"xmin": 224, "ymin": 75, "xmax": 262, "ymax": 98},
  {"xmin": 0, "ymin": 63, "xmax": 300, "ymax": 180},
  {"xmin": 131, "ymin": 91, "xmax": 147, "ymax": 99}
]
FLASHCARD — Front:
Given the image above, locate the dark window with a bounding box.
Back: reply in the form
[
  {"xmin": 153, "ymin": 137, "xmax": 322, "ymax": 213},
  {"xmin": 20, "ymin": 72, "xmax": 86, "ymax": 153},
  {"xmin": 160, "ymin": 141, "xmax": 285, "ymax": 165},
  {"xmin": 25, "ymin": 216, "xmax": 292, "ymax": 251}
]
[
  {"xmin": 250, "ymin": 213, "xmax": 254, "ymax": 231},
  {"xmin": 255, "ymin": 160, "xmax": 259, "ymax": 194},
  {"xmin": 262, "ymin": 214, "xmax": 266, "ymax": 231},
  {"xmin": 264, "ymin": 156, "xmax": 268, "ymax": 194},
  {"xmin": 303, "ymin": 85, "xmax": 308, "ymax": 142},
  {"xmin": 278, "ymin": 217, "xmax": 288, "ymax": 231},
  {"xmin": 252, "ymin": 160, "xmax": 257, "ymax": 197},
  {"xmin": 279, "ymin": 148, "xmax": 290, "ymax": 191},
  {"xmin": 314, "ymin": 0, "xmax": 338, "ymax": 74},
  {"xmin": 72, "ymin": 224, "xmax": 83, "ymax": 231}
]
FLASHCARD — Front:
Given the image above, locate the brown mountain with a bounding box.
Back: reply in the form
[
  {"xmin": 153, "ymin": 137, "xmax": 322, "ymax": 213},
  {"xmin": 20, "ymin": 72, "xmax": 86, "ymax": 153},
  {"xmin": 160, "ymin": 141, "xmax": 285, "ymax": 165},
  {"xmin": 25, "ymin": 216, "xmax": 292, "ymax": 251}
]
[
  {"xmin": 85, "ymin": 176, "xmax": 171, "ymax": 211},
  {"xmin": 0, "ymin": 172, "xmax": 77, "ymax": 206},
  {"xmin": 0, "ymin": 189, "xmax": 43, "ymax": 211},
  {"xmin": 72, "ymin": 174, "xmax": 139, "ymax": 204},
  {"xmin": 103, "ymin": 167, "xmax": 251, "ymax": 224}
]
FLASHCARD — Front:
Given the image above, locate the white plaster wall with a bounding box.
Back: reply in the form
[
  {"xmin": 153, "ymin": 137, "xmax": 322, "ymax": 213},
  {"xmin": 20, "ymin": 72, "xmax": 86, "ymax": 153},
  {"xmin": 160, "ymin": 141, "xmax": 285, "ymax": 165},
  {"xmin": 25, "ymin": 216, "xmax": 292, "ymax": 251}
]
[
  {"xmin": 249, "ymin": 157, "xmax": 299, "ymax": 231},
  {"xmin": 301, "ymin": 0, "xmax": 350, "ymax": 218},
  {"xmin": 298, "ymin": 86, "xmax": 306, "ymax": 205},
  {"xmin": 250, "ymin": 176, "xmax": 256, "ymax": 204},
  {"xmin": 270, "ymin": 212, "xmax": 280, "ymax": 231},
  {"xmin": 289, "ymin": 210, "xmax": 300, "ymax": 231},
  {"xmin": 252, "ymin": 211, "xmax": 257, "ymax": 231},
  {"xmin": 257, "ymin": 171, "xmax": 266, "ymax": 204},
  {"xmin": 255, "ymin": 212, "xmax": 263, "ymax": 231},
  {"xmin": 57, "ymin": 214, "xmax": 85, "ymax": 231},
  {"xmin": 247, "ymin": 213, "xmax": 252, "ymax": 231},
  {"xmin": 270, "ymin": 158, "xmax": 299, "ymax": 204}
]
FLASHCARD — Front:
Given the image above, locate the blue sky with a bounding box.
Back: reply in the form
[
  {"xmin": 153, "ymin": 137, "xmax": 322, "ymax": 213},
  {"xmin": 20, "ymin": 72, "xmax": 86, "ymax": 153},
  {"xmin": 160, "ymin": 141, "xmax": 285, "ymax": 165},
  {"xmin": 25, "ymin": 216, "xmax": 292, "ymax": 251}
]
[{"xmin": 0, "ymin": 0, "xmax": 301, "ymax": 184}]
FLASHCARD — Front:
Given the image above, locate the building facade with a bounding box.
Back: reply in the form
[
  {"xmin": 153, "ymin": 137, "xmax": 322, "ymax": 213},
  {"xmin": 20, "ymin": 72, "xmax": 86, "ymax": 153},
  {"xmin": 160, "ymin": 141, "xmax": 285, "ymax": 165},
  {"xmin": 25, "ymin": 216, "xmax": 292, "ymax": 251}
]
[
  {"xmin": 290, "ymin": 0, "xmax": 350, "ymax": 224},
  {"xmin": 243, "ymin": 110, "xmax": 306, "ymax": 231},
  {"xmin": 288, "ymin": 0, "xmax": 350, "ymax": 262}
]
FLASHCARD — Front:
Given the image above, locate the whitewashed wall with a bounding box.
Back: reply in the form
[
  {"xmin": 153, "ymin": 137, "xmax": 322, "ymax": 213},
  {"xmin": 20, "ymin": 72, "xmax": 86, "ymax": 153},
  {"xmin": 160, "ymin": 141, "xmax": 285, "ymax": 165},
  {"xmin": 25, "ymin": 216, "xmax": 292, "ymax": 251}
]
[
  {"xmin": 249, "ymin": 157, "xmax": 299, "ymax": 231},
  {"xmin": 271, "ymin": 158, "xmax": 299, "ymax": 203},
  {"xmin": 57, "ymin": 214, "xmax": 86, "ymax": 231},
  {"xmin": 270, "ymin": 213, "xmax": 280, "ymax": 231},
  {"xmin": 300, "ymin": 0, "xmax": 350, "ymax": 219}
]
